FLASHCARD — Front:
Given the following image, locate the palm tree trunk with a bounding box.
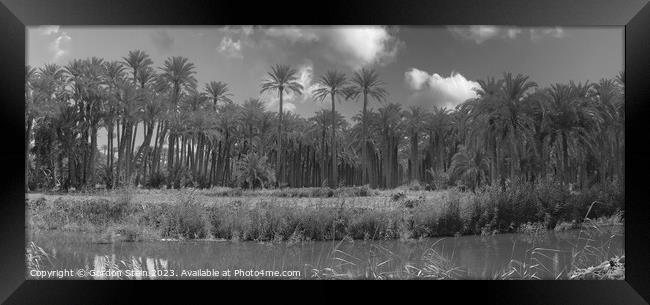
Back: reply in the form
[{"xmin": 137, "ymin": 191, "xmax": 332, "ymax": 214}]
[
  {"xmin": 25, "ymin": 116, "xmax": 33, "ymax": 192},
  {"xmin": 167, "ymin": 133, "xmax": 175, "ymax": 188},
  {"xmin": 562, "ymin": 132, "xmax": 569, "ymax": 186},
  {"xmin": 277, "ymin": 89, "xmax": 283, "ymax": 186},
  {"xmin": 135, "ymin": 121, "xmax": 154, "ymax": 173},
  {"xmin": 362, "ymin": 93, "xmax": 368, "ymax": 186},
  {"xmin": 491, "ymin": 131, "xmax": 498, "ymax": 185},
  {"xmin": 331, "ymin": 94, "xmax": 337, "ymax": 188},
  {"xmin": 321, "ymin": 127, "xmax": 326, "ymax": 186},
  {"xmin": 410, "ymin": 131, "xmax": 418, "ymax": 182},
  {"xmin": 88, "ymin": 124, "xmax": 98, "ymax": 186},
  {"xmin": 129, "ymin": 121, "xmax": 138, "ymax": 180}
]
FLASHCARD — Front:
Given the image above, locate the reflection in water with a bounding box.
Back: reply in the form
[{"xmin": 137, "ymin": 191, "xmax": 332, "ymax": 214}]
[{"xmin": 28, "ymin": 225, "xmax": 623, "ymax": 279}]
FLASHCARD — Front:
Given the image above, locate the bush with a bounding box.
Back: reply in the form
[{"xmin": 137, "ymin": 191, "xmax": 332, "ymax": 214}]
[
  {"xmin": 146, "ymin": 172, "xmax": 166, "ymax": 189},
  {"xmin": 155, "ymin": 192, "xmax": 210, "ymax": 239},
  {"xmin": 427, "ymin": 169, "xmax": 450, "ymax": 190},
  {"xmin": 234, "ymin": 153, "xmax": 275, "ymax": 189},
  {"xmin": 408, "ymin": 181, "xmax": 423, "ymax": 191}
]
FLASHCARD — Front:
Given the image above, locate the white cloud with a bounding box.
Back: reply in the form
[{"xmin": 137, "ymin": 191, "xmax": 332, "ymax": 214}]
[
  {"xmin": 326, "ymin": 26, "xmax": 401, "ymax": 69},
  {"xmin": 506, "ymin": 28, "xmax": 523, "ymax": 39},
  {"xmin": 263, "ymin": 96, "xmax": 297, "ymax": 114},
  {"xmin": 293, "ymin": 63, "xmax": 320, "ymax": 103},
  {"xmin": 448, "ymin": 26, "xmax": 564, "ymax": 44},
  {"xmin": 241, "ymin": 26, "xmax": 254, "ymax": 36},
  {"xmin": 220, "ymin": 26, "xmax": 255, "ymax": 37},
  {"xmin": 264, "ymin": 27, "xmax": 319, "ymax": 43},
  {"xmin": 38, "ymin": 25, "xmax": 60, "ymax": 36},
  {"xmin": 530, "ymin": 27, "xmax": 565, "ymax": 41},
  {"xmin": 283, "ymin": 102, "xmax": 296, "ymax": 113},
  {"xmin": 251, "ymin": 26, "xmax": 402, "ymax": 69},
  {"xmin": 49, "ymin": 33, "xmax": 71, "ymax": 62},
  {"xmin": 211, "ymin": 26, "xmax": 403, "ymax": 69},
  {"xmin": 405, "ymin": 68, "xmax": 480, "ymax": 109},
  {"xmin": 218, "ymin": 36, "xmax": 243, "ymax": 59},
  {"xmin": 34, "ymin": 26, "xmax": 72, "ymax": 62},
  {"xmin": 448, "ymin": 26, "xmax": 503, "ymax": 44}
]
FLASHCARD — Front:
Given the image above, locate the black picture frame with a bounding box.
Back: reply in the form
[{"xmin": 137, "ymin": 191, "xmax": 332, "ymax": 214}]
[{"xmin": 1, "ymin": 0, "xmax": 649, "ymax": 304}]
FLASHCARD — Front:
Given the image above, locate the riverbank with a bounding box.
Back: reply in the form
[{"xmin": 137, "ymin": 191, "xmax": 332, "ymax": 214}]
[{"xmin": 27, "ymin": 181, "xmax": 623, "ymax": 243}]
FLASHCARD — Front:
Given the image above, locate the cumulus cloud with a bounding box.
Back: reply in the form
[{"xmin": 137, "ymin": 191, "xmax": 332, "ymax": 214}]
[
  {"xmin": 292, "ymin": 63, "xmax": 320, "ymax": 103},
  {"xmin": 324, "ymin": 26, "xmax": 402, "ymax": 69},
  {"xmin": 50, "ymin": 32, "xmax": 72, "ymax": 61},
  {"xmin": 229, "ymin": 26, "xmax": 402, "ymax": 69},
  {"xmin": 218, "ymin": 36, "xmax": 243, "ymax": 59},
  {"xmin": 36, "ymin": 26, "xmax": 71, "ymax": 62},
  {"xmin": 405, "ymin": 68, "xmax": 480, "ymax": 109},
  {"xmin": 448, "ymin": 26, "xmax": 564, "ymax": 44},
  {"xmin": 38, "ymin": 25, "xmax": 60, "ymax": 36},
  {"xmin": 151, "ymin": 30, "xmax": 174, "ymax": 50}
]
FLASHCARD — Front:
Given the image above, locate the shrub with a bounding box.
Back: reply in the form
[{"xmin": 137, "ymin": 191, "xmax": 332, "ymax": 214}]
[
  {"xmin": 408, "ymin": 181, "xmax": 423, "ymax": 191},
  {"xmin": 234, "ymin": 153, "xmax": 275, "ymax": 189},
  {"xmin": 437, "ymin": 196, "xmax": 463, "ymax": 236},
  {"xmin": 146, "ymin": 172, "xmax": 166, "ymax": 189},
  {"xmin": 157, "ymin": 192, "xmax": 210, "ymax": 239},
  {"xmin": 427, "ymin": 169, "xmax": 450, "ymax": 190}
]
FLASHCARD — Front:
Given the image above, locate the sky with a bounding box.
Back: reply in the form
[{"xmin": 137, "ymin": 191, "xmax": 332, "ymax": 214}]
[{"xmin": 27, "ymin": 25, "xmax": 623, "ymax": 148}]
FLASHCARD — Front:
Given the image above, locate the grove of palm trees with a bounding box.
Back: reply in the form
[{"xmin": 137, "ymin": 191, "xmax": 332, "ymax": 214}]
[
  {"xmin": 25, "ymin": 50, "xmax": 624, "ymax": 194},
  {"xmin": 26, "ymin": 31, "xmax": 625, "ymax": 279}
]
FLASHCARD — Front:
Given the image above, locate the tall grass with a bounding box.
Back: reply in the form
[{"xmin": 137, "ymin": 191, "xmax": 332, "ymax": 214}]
[
  {"xmin": 308, "ymin": 238, "xmax": 466, "ymax": 279},
  {"xmin": 28, "ymin": 180, "xmax": 623, "ymax": 244},
  {"xmin": 493, "ymin": 202, "xmax": 624, "ymax": 280},
  {"xmin": 26, "ymin": 241, "xmax": 52, "ymax": 272}
]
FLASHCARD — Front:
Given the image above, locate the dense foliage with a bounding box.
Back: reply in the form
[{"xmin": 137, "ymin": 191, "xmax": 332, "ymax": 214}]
[{"xmin": 25, "ymin": 51, "xmax": 624, "ymax": 191}]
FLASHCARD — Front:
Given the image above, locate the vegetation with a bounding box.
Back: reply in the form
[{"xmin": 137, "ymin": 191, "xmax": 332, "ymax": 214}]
[
  {"xmin": 25, "ymin": 50, "xmax": 624, "ymax": 193},
  {"xmin": 27, "ymin": 179, "xmax": 622, "ymax": 242}
]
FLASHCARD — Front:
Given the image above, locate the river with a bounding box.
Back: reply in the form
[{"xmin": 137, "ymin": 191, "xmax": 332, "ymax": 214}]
[{"xmin": 27, "ymin": 225, "xmax": 623, "ymax": 279}]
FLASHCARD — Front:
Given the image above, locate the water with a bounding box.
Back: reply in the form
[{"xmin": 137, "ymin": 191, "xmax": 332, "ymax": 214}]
[{"xmin": 27, "ymin": 226, "xmax": 623, "ymax": 279}]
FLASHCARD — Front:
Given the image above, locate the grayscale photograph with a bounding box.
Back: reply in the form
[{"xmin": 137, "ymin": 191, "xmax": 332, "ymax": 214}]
[{"xmin": 25, "ymin": 25, "xmax": 624, "ymax": 280}]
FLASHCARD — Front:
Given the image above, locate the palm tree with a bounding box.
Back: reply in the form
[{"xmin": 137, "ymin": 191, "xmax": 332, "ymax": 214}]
[
  {"xmin": 544, "ymin": 82, "xmax": 601, "ymax": 185},
  {"xmin": 133, "ymin": 78, "xmax": 167, "ymax": 183},
  {"xmin": 205, "ymin": 81, "xmax": 233, "ymax": 111},
  {"xmin": 113, "ymin": 79, "xmax": 145, "ymax": 185},
  {"xmin": 449, "ymin": 145, "xmax": 489, "ymax": 191},
  {"xmin": 215, "ymin": 101, "xmax": 241, "ymax": 186},
  {"xmin": 425, "ymin": 107, "xmax": 452, "ymax": 175},
  {"xmin": 239, "ymin": 98, "xmax": 266, "ymax": 153},
  {"xmin": 160, "ymin": 56, "xmax": 197, "ymax": 106},
  {"xmin": 375, "ymin": 103, "xmax": 403, "ymax": 188},
  {"xmin": 593, "ymin": 78, "xmax": 623, "ymax": 182},
  {"xmin": 313, "ymin": 70, "xmax": 348, "ymax": 187},
  {"xmin": 25, "ymin": 65, "xmax": 38, "ymax": 191},
  {"xmin": 122, "ymin": 50, "xmax": 154, "ymax": 88},
  {"xmin": 309, "ymin": 109, "xmax": 330, "ymax": 185},
  {"xmin": 159, "ymin": 56, "xmax": 197, "ymax": 186},
  {"xmin": 345, "ymin": 68, "xmax": 388, "ymax": 186},
  {"xmin": 260, "ymin": 64, "xmax": 303, "ymax": 185},
  {"xmin": 64, "ymin": 57, "xmax": 107, "ymax": 186},
  {"xmin": 467, "ymin": 77, "xmax": 505, "ymax": 185},
  {"xmin": 499, "ymin": 72, "xmax": 537, "ymax": 179},
  {"xmin": 403, "ymin": 105, "xmax": 428, "ymax": 183}
]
